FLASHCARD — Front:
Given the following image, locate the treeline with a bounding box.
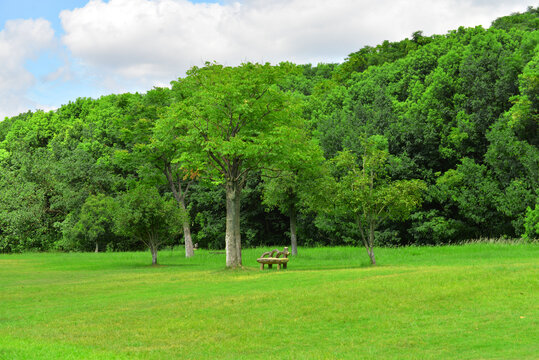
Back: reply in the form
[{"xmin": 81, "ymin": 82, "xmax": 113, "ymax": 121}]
[{"xmin": 0, "ymin": 8, "xmax": 537, "ymax": 260}]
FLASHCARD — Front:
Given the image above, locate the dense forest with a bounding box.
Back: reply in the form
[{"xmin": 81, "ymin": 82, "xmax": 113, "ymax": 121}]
[{"xmin": 0, "ymin": 8, "xmax": 537, "ymax": 264}]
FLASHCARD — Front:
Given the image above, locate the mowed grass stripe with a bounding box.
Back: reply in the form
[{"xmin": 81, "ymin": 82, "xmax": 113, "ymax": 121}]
[{"xmin": 0, "ymin": 244, "xmax": 537, "ymax": 359}]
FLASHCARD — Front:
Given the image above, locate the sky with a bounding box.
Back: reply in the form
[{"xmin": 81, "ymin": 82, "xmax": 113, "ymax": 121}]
[{"xmin": 0, "ymin": 0, "xmax": 535, "ymax": 120}]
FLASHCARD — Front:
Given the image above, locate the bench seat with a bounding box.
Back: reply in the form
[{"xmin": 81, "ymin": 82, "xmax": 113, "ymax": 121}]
[{"xmin": 256, "ymin": 247, "xmax": 290, "ymax": 270}]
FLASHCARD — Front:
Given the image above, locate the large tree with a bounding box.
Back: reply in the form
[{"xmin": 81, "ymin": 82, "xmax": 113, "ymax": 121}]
[{"xmin": 170, "ymin": 62, "xmax": 305, "ymax": 267}]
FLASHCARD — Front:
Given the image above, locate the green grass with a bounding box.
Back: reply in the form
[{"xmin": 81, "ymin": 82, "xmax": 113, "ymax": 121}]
[{"xmin": 0, "ymin": 244, "xmax": 537, "ymax": 359}]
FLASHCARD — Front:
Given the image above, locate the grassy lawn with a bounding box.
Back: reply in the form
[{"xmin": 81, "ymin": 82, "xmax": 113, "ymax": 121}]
[{"xmin": 0, "ymin": 244, "xmax": 537, "ymax": 359}]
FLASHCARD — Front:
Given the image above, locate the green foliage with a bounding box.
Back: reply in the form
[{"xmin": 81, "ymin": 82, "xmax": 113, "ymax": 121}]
[
  {"xmin": 491, "ymin": 6, "xmax": 539, "ymax": 32},
  {"xmin": 311, "ymin": 9, "xmax": 538, "ymax": 245},
  {"xmin": 187, "ymin": 178, "xmax": 290, "ymax": 250},
  {"xmin": 408, "ymin": 209, "xmax": 465, "ymax": 245},
  {"xmin": 114, "ymin": 185, "xmax": 184, "ymax": 264},
  {"xmin": 169, "ymin": 62, "xmax": 309, "ymax": 266},
  {"xmin": 484, "ymin": 50, "xmax": 539, "ymax": 236},
  {"xmin": 170, "ymin": 62, "xmax": 305, "ymax": 183},
  {"xmin": 0, "ymin": 8, "xmax": 537, "ymax": 252},
  {"xmin": 334, "ymin": 31, "xmax": 434, "ymax": 82},
  {"xmin": 60, "ymin": 194, "xmax": 118, "ymax": 252},
  {"xmin": 523, "ymin": 202, "xmax": 539, "ymax": 240},
  {"xmin": 435, "ymin": 158, "xmax": 506, "ymax": 236},
  {"xmin": 332, "ymin": 136, "xmax": 426, "ymax": 263},
  {"xmin": 260, "ymin": 126, "xmax": 330, "ymax": 254},
  {"xmin": 114, "ymin": 185, "xmax": 183, "ymax": 244}
]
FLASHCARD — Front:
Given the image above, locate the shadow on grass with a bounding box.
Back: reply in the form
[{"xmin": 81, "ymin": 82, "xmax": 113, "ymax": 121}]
[
  {"xmin": 283, "ymin": 263, "xmax": 375, "ymax": 272},
  {"xmin": 54, "ymin": 261, "xmax": 203, "ymax": 272},
  {"xmin": 210, "ymin": 262, "xmax": 377, "ymax": 274},
  {"xmin": 121, "ymin": 262, "xmax": 200, "ymax": 269},
  {"xmin": 208, "ymin": 265, "xmax": 261, "ymax": 275}
]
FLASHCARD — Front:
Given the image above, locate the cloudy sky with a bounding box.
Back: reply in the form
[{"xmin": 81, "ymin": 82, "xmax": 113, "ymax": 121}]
[{"xmin": 0, "ymin": 0, "xmax": 534, "ymax": 119}]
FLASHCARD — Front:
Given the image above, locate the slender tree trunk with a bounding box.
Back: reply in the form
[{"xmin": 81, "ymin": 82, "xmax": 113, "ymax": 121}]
[
  {"xmin": 368, "ymin": 250, "xmax": 376, "ymax": 265},
  {"xmin": 150, "ymin": 243, "xmax": 158, "ymax": 266},
  {"xmin": 234, "ymin": 186, "xmax": 242, "ymax": 265},
  {"xmin": 368, "ymin": 221, "xmax": 376, "ymax": 265},
  {"xmin": 164, "ymin": 165, "xmax": 194, "ymax": 258},
  {"xmin": 289, "ymin": 203, "xmax": 298, "ymax": 256},
  {"xmin": 95, "ymin": 241, "xmax": 99, "ymax": 253},
  {"xmin": 357, "ymin": 216, "xmax": 376, "ymax": 265},
  {"xmin": 225, "ymin": 181, "xmax": 242, "ymax": 268},
  {"xmin": 179, "ymin": 198, "xmax": 194, "ymax": 258}
]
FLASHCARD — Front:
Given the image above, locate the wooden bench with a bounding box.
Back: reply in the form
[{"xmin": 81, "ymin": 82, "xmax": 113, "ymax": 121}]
[{"xmin": 257, "ymin": 247, "xmax": 290, "ymax": 270}]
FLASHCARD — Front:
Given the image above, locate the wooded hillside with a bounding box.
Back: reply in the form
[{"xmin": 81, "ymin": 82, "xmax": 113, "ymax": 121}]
[{"xmin": 1, "ymin": 7, "xmax": 537, "ymax": 255}]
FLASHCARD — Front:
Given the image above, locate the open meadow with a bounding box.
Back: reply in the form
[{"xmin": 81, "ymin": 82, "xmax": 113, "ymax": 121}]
[{"xmin": 0, "ymin": 243, "xmax": 538, "ymax": 359}]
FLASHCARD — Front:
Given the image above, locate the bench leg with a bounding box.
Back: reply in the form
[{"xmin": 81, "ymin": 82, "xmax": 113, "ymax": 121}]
[
  {"xmin": 283, "ymin": 263, "xmax": 287, "ymax": 269},
  {"xmin": 277, "ymin": 263, "xmax": 281, "ymax": 270},
  {"xmin": 260, "ymin": 263, "xmax": 264, "ymax": 270}
]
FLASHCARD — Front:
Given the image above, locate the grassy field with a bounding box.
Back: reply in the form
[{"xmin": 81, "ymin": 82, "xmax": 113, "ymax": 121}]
[{"xmin": 0, "ymin": 244, "xmax": 537, "ymax": 359}]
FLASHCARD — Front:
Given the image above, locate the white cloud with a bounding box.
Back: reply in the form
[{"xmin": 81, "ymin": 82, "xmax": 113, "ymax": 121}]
[
  {"xmin": 0, "ymin": 18, "xmax": 56, "ymax": 119},
  {"xmin": 59, "ymin": 0, "xmax": 533, "ymax": 93}
]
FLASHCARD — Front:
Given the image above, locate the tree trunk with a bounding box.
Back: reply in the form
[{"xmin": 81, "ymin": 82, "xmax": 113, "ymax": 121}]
[
  {"xmin": 179, "ymin": 198, "xmax": 194, "ymax": 258},
  {"xmin": 368, "ymin": 221, "xmax": 376, "ymax": 265},
  {"xmin": 289, "ymin": 203, "xmax": 298, "ymax": 256},
  {"xmin": 357, "ymin": 216, "xmax": 376, "ymax": 265},
  {"xmin": 225, "ymin": 181, "xmax": 242, "ymax": 268},
  {"xmin": 234, "ymin": 186, "xmax": 242, "ymax": 265},
  {"xmin": 368, "ymin": 249, "xmax": 376, "ymax": 265},
  {"xmin": 150, "ymin": 244, "xmax": 158, "ymax": 266},
  {"xmin": 94, "ymin": 241, "xmax": 99, "ymax": 253},
  {"xmin": 164, "ymin": 166, "xmax": 194, "ymax": 258}
]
